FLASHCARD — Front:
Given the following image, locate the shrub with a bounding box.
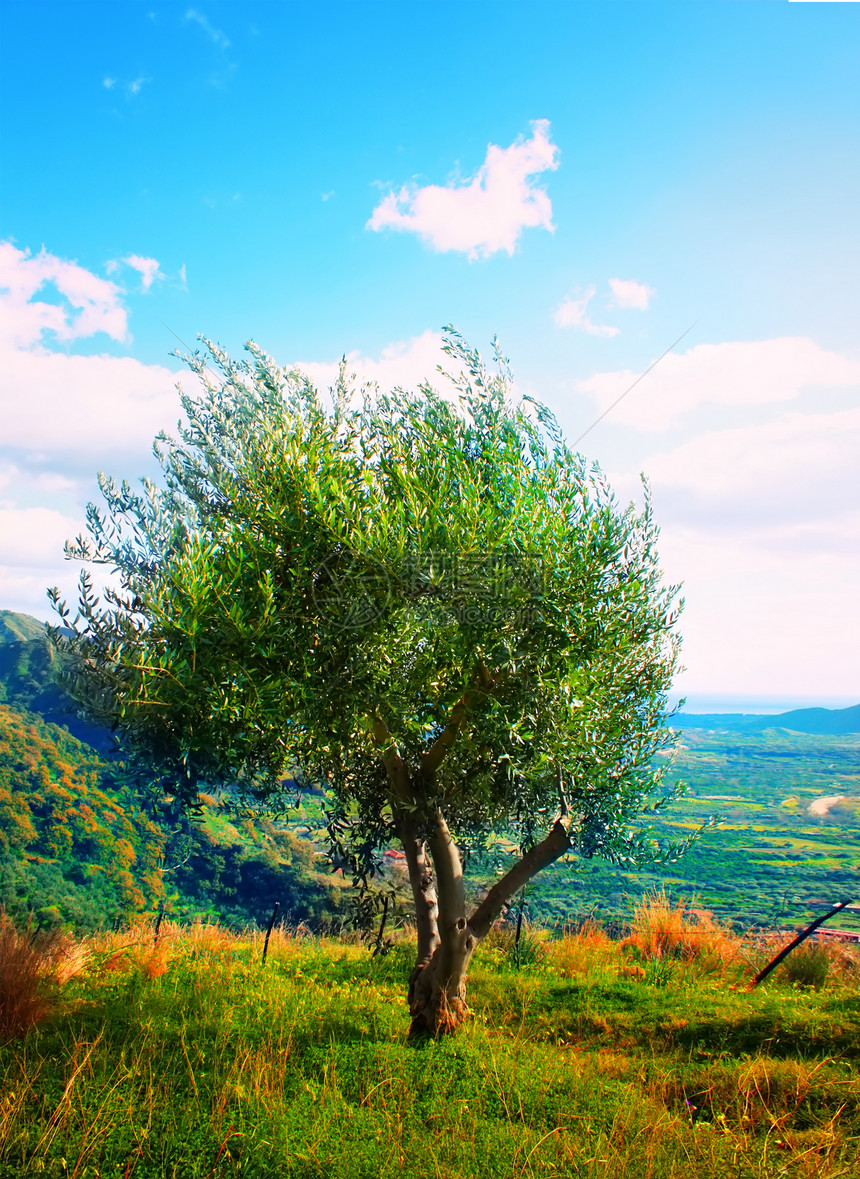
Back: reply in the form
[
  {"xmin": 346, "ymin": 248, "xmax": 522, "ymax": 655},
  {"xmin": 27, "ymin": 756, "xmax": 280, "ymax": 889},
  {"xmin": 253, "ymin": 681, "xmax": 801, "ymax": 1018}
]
[
  {"xmin": 481, "ymin": 920, "xmax": 548, "ymax": 969},
  {"xmin": 0, "ymin": 913, "xmax": 54, "ymax": 1041},
  {"xmin": 547, "ymin": 920, "xmax": 617, "ymax": 977},
  {"xmin": 777, "ymin": 940, "xmax": 831, "ymax": 990},
  {"xmin": 623, "ymin": 890, "xmax": 740, "ymax": 973}
]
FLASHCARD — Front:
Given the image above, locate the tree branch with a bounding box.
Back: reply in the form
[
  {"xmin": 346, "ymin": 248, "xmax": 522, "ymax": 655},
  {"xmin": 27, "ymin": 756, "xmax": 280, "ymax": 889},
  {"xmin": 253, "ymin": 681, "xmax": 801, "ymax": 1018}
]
[
  {"xmin": 395, "ymin": 809, "xmax": 440, "ymax": 966},
  {"xmin": 427, "ymin": 806, "xmax": 465, "ymax": 934},
  {"xmin": 421, "ymin": 703, "xmax": 468, "ymax": 777},
  {"xmin": 370, "ymin": 716, "xmax": 412, "ymax": 805},
  {"xmin": 420, "ymin": 663, "xmax": 501, "ymax": 778},
  {"xmin": 467, "ymin": 817, "xmax": 574, "ymax": 941},
  {"xmin": 371, "ymin": 717, "xmax": 440, "ymax": 966}
]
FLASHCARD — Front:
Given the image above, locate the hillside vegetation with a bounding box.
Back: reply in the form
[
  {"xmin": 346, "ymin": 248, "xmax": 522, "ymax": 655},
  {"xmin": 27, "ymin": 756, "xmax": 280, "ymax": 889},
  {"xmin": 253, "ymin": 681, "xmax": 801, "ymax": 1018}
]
[
  {"xmin": 1, "ymin": 907, "xmax": 858, "ymax": 1178},
  {"xmin": 0, "ymin": 703, "xmax": 344, "ymax": 932},
  {"xmin": 0, "ymin": 611, "xmax": 348, "ymax": 930},
  {"xmin": 1, "ymin": 610, "xmax": 858, "ymax": 941}
]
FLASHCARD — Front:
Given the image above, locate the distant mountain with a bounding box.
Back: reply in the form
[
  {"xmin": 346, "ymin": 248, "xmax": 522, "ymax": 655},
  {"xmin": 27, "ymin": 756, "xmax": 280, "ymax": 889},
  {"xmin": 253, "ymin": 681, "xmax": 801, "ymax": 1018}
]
[
  {"xmin": 674, "ymin": 702, "xmax": 860, "ymax": 735},
  {"xmin": 0, "ymin": 611, "xmax": 50, "ymax": 644},
  {"xmin": 0, "ymin": 609, "xmax": 108, "ymax": 748}
]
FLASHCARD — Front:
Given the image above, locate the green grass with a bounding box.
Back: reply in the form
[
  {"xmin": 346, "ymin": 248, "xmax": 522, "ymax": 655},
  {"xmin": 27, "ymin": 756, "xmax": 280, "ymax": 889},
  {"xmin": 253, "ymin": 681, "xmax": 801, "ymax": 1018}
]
[{"xmin": 2, "ymin": 920, "xmax": 860, "ymax": 1178}]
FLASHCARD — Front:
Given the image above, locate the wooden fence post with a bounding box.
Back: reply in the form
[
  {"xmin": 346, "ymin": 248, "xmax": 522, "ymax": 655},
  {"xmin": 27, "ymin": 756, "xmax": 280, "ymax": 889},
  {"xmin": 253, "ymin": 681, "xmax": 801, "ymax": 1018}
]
[
  {"xmin": 513, "ymin": 886, "xmax": 527, "ymax": 969},
  {"xmin": 262, "ymin": 901, "xmax": 280, "ymax": 965},
  {"xmin": 749, "ymin": 898, "xmax": 853, "ymax": 989},
  {"xmin": 153, "ymin": 900, "xmax": 165, "ymax": 945},
  {"xmin": 371, "ymin": 895, "xmax": 390, "ymax": 958}
]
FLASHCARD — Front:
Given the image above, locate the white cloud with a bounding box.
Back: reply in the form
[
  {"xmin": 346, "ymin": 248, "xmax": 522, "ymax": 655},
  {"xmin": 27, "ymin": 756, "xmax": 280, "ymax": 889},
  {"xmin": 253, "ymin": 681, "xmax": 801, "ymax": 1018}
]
[
  {"xmin": 589, "ymin": 333, "xmax": 860, "ymax": 699},
  {"xmin": 178, "ymin": 263, "xmax": 188, "ymax": 288},
  {"xmin": 367, "ymin": 120, "xmax": 559, "ymax": 260},
  {"xmin": 2, "ymin": 347, "xmax": 182, "ymax": 458},
  {"xmin": 579, "ymin": 337, "xmax": 860, "ymax": 431},
  {"xmin": 292, "ymin": 330, "xmax": 453, "ymax": 396},
  {"xmin": 0, "ymin": 240, "xmax": 183, "ymax": 459},
  {"xmin": 0, "ymin": 504, "xmax": 97, "ymax": 623},
  {"xmin": 658, "ymin": 527, "xmax": 859, "ymax": 698},
  {"xmin": 0, "ymin": 506, "xmax": 86, "ymax": 569},
  {"xmin": 604, "ymin": 397, "xmax": 860, "ymax": 699},
  {"xmin": 101, "ymin": 74, "xmax": 150, "ymax": 97},
  {"xmin": 608, "ymin": 277, "xmax": 655, "ymax": 311},
  {"xmin": 0, "ymin": 241, "xmax": 128, "ymax": 348},
  {"xmin": 0, "ymin": 464, "xmax": 79, "ymax": 499},
  {"xmin": 185, "ymin": 8, "xmax": 231, "ymax": 49},
  {"xmin": 0, "ymin": 244, "xmax": 190, "ymax": 620},
  {"xmin": 553, "ymin": 286, "xmax": 619, "ymax": 337},
  {"xmin": 124, "ymin": 254, "xmax": 162, "ymax": 291},
  {"xmin": 0, "ymin": 565, "xmax": 79, "ymax": 625},
  {"xmin": 105, "ymin": 253, "xmax": 169, "ymax": 293},
  {"xmin": 643, "ymin": 406, "xmax": 860, "ymax": 518},
  {"xmin": 607, "ymin": 399, "xmax": 860, "ymax": 556}
]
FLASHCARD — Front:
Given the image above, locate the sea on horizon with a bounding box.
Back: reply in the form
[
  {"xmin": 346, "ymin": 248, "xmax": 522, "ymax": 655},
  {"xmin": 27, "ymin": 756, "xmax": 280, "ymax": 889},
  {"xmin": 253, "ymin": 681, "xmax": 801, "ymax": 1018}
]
[{"xmin": 670, "ymin": 693, "xmax": 859, "ymax": 716}]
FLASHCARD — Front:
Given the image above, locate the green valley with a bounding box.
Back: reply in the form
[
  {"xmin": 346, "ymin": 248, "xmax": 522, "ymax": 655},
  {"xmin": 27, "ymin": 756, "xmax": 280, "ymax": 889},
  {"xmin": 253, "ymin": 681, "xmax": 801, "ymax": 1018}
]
[
  {"xmin": 1, "ymin": 609, "xmax": 857, "ymax": 939},
  {"xmin": 525, "ymin": 727, "xmax": 860, "ymax": 934}
]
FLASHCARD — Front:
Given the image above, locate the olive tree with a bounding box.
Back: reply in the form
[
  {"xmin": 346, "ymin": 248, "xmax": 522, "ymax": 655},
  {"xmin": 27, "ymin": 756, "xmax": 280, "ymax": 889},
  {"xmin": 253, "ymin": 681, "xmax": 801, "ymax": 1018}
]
[{"xmin": 51, "ymin": 330, "xmax": 684, "ymax": 1035}]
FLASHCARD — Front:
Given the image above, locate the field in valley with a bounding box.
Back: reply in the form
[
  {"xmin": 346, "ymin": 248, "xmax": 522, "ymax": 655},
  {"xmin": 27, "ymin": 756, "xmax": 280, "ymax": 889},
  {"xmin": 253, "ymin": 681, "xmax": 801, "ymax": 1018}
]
[{"xmin": 513, "ymin": 728, "xmax": 860, "ymax": 936}]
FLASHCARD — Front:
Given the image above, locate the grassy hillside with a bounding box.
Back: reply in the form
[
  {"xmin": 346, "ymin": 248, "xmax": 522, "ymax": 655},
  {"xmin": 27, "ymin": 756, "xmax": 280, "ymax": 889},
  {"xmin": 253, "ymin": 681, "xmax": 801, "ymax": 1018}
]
[
  {"xmin": 1, "ymin": 910, "xmax": 858, "ymax": 1178},
  {"xmin": 0, "ymin": 612, "xmax": 50, "ymax": 645}
]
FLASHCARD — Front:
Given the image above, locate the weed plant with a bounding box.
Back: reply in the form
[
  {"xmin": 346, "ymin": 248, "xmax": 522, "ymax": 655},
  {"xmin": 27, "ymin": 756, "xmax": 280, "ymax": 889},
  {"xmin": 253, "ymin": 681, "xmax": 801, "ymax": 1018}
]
[
  {"xmin": 0, "ymin": 915, "xmax": 56, "ymax": 1044},
  {"xmin": 1, "ymin": 900, "xmax": 858, "ymax": 1178}
]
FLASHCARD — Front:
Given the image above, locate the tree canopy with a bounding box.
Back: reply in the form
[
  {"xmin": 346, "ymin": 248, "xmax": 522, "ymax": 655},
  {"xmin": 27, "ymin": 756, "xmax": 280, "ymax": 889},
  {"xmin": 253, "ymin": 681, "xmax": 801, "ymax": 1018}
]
[{"xmin": 51, "ymin": 330, "xmax": 684, "ymax": 1033}]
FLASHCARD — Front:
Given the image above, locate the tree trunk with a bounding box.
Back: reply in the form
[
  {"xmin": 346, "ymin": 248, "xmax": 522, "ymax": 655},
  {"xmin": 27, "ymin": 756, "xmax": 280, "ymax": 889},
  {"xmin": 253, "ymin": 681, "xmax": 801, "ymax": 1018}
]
[
  {"xmin": 407, "ymin": 926, "xmax": 477, "ymax": 1037},
  {"xmin": 407, "ymin": 807, "xmax": 477, "ymax": 1037},
  {"xmin": 378, "ymin": 713, "xmax": 575, "ymax": 1037},
  {"xmin": 404, "ymin": 815, "xmax": 574, "ymax": 1037},
  {"xmin": 395, "ymin": 810, "xmax": 439, "ymax": 970}
]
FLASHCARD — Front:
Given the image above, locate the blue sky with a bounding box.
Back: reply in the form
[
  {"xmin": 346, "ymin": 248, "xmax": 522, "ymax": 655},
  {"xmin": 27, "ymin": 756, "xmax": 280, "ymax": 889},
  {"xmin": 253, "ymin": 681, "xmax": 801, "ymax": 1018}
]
[{"xmin": 1, "ymin": 0, "xmax": 858, "ymax": 708}]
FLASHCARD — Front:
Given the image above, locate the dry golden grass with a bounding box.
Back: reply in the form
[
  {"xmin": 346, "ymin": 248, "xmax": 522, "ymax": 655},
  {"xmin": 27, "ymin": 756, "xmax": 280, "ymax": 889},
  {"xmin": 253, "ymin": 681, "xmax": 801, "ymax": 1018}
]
[
  {"xmin": 182, "ymin": 918, "xmax": 241, "ymax": 958},
  {"xmin": 621, "ymin": 890, "xmax": 742, "ymax": 972},
  {"xmin": 546, "ymin": 919, "xmax": 617, "ymax": 977},
  {"xmin": 48, "ymin": 932, "xmax": 92, "ymax": 986},
  {"xmin": 540, "ymin": 895, "xmax": 746, "ymax": 982},
  {"xmin": 0, "ymin": 913, "xmax": 54, "ymax": 1042},
  {"xmin": 819, "ymin": 937, "xmax": 860, "ymax": 981}
]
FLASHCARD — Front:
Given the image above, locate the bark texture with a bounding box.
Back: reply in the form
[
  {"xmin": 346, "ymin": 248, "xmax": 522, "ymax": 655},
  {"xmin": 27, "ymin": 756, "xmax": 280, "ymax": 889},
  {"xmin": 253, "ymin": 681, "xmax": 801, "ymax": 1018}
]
[
  {"xmin": 407, "ymin": 927, "xmax": 475, "ymax": 1037},
  {"xmin": 407, "ymin": 807, "xmax": 476, "ymax": 1036},
  {"xmin": 396, "ymin": 811, "xmax": 439, "ymax": 969},
  {"xmin": 373, "ymin": 686, "xmax": 575, "ymax": 1038},
  {"xmin": 406, "ymin": 813, "xmax": 574, "ymax": 1037}
]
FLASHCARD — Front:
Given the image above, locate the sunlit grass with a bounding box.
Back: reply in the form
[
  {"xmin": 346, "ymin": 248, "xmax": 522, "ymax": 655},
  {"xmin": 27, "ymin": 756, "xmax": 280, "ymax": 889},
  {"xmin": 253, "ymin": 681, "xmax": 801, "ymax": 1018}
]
[{"xmin": 1, "ymin": 908, "xmax": 858, "ymax": 1178}]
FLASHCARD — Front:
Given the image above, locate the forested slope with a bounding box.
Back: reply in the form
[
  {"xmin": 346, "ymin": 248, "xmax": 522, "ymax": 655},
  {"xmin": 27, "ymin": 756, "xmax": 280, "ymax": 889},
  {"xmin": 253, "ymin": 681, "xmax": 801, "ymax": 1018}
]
[{"xmin": 0, "ymin": 612, "xmax": 345, "ymax": 931}]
